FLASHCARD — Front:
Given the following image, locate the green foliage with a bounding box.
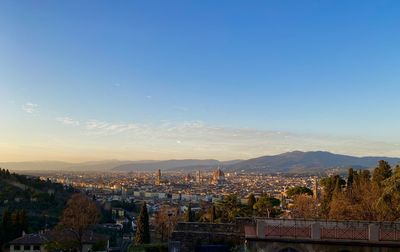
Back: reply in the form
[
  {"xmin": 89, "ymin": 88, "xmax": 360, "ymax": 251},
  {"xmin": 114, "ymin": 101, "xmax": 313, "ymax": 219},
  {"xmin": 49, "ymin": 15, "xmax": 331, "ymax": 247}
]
[
  {"xmin": 347, "ymin": 168, "xmax": 354, "ymax": 188},
  {"xmin": 253, "ymin": 196, "xmax": 280, "ymax": 217},
  {"xmin": 373, "ymin": 160, "xmax": 392, "ymax": 186},
  {"xmin": 0, "ymin": 168, "xmax": 11, "ymax": 179},
  {"xmin": 319, "ymin": 175, "xmax": 345, "ymax": 218},
  {"xmin": 135, "ymin": 202, "xmax": 150, "ymax": 244},
  {"xmin": 0, "ymin": 171, "xmax": 73, "ymax": 234},
  {"xmin": 286, "ymin": 186, "xmax": 313, "ymax": 198},
  {"xmin": 315, "ymin": 161, "xmax": 400, "ymax": 221},
  {"xmin": 216, "ymin": 194, "xmax": 248, "ymax": 223},
  {"xmin": 0, "ymin": 208, "xmax": 29, "ymax": 247}
]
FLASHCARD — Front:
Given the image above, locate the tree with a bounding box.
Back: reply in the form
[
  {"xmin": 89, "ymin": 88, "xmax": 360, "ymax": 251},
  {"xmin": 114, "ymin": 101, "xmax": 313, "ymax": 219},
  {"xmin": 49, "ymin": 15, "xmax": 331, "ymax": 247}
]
[
  {"xmin": 291, "ymin": 194, "xmax": 319, "ymax": 219},
  {"xmin": 286, "ymin": 186, "xmax": 313, "ymax": 198},
  {"xmin": 247, "ymin": 194, "xmax": 256, "ymax": 210},
  {"xmin": 319, "ymin": 175, "xmax": 345, "ymax": 218},
  {"xmin": 1, "ymin": 209, "xmax": 12, "ymax": 249},
  {"xmin": 375, "ymin": 165, "xmax": 400, "ymax": 221},
  {"xmin": 347, "ymin": 168, "xmax": 354, "ymax": 189},
  {"xmin": 184, "ymin": 203, "xmax": 194, "ymax": 222},
  {"xmin": 216, "ymin": 194, "xmax": 248, "ymax": 223},
  {"xmin": 10, "ymin": 210, "xmax": 28, "ymax": 239},
  {"xmin": 58, "ymin": 193, "xmax": 100, "ymax": 252},
  {"xmin": 210, "ymin": 205, "xmax": 217, "ymax": 223},
  {"xmin": 328, "ymin": 175, "xmax": 381, "ymax": 221},
  {"xmin": 373, "ymin": 160, "xmax": 392, "ymax": 186},
  {"xmin": 154, "ymin": 214, "xmax": 167, "ymax": 242},
  {"xmin": 153, "ymin": 206, "xmax": 178, "ymax": 242},
  {"xmin": 135, "ymin": 202, "xmax": 150, "ymax": 244},
  {"xmin": 253, "ymin": 196, "xmax": 280, "ymax": 218}
]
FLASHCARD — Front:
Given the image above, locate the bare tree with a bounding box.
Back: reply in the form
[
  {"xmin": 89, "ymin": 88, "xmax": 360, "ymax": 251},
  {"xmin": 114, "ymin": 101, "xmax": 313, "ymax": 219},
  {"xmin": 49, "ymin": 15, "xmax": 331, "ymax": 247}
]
[{"xmin": 58, "ymin": 193, "xmax": 100, "ymax": 252}]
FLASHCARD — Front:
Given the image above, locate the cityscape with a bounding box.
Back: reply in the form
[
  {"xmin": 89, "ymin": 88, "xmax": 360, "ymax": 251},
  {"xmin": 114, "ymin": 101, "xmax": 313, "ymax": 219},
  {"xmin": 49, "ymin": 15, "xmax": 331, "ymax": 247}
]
[{"xmin": 2, "ymin": 1, "xmax": 400, "ymax": 252}]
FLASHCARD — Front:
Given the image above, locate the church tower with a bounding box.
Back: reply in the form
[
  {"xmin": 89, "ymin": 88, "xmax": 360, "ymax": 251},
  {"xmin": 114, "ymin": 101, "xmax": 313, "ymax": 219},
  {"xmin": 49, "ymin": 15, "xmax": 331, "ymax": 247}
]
[
  {"xmin": 155, "ymin": 169, "xmax": 161, "ymax": 186},
  {"xmin": 313, "ymin": 176, "xmax": 319, "ymax": 199},
  {"xmin": 196, "ymin": 170, "xmax": 202, "ymax": 184}
]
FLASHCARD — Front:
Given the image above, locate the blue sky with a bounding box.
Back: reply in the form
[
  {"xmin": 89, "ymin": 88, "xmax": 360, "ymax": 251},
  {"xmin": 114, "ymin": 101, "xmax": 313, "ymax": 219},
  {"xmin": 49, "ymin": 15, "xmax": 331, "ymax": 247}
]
[{"xmin": 1, "ymin": 1, "xmax": 400, "ymax": 161}]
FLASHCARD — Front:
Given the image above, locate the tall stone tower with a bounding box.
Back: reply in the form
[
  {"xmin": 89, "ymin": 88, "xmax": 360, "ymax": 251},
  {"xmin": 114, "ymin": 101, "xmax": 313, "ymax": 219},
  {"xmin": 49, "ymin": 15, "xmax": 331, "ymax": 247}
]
[
  {"xmin": 155, "ymin": 169, "xmax": 161, "ymax": 186},
  {"xmin": 313, "ymin": 176, "xmax": 319, "ymax": 199},
  {"xmin": 196, "ymin": 170, "xmax": 202, "ymax": 184}
]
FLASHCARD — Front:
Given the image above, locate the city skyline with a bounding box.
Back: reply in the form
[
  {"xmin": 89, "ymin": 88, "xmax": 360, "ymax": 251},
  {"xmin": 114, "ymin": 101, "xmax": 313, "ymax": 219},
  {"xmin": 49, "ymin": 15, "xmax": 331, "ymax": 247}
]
[{"xmin": 2, "ymin": 1, "xmax": 400, "ymax": 161}]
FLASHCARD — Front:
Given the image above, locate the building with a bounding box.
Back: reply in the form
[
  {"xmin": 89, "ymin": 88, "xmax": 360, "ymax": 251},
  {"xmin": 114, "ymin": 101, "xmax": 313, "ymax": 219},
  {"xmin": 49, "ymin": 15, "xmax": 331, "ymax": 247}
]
[
  {"xmin": 111, "ymin": 207, "xmax": 125, "ymax": 220},
  {"xmin": 212, "ymin": 167, "xmax": 225, "ymax": 185},
  {"xmin": 8, "ymin": 233, "xmax": 47, "ymax": 252},
  {"xmin": 184, "ymin": 173, "xmax": 192, "ymax": 183},
  {"xmin": 313, "ymin": 176, "xmax": 319, "ymax": 199},
  {"xmin": 196, "ymin": 170, "xmax": 202, "ymax": 184},
  {"xmin": 155, "ymin": 169, "xmax": 161, "ymax": 186},
  {"xmin": 9, "ymin": 232, "xmax": 109, "ymax": 252}
]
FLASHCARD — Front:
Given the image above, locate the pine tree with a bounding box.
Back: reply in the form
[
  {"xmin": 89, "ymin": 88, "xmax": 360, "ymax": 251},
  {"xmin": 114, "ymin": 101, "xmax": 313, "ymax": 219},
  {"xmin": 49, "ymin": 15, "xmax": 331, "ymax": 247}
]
[
  {"xmin": 19, "ymin": 210, "xmax": 28, "ymax": 235},
  {"xmin": 372, "ymin": 160, "xmax": 392, "ymax": 186},
  {"xmin": 135, "ymin": 202, "xmax": 150, "ymax": 244}
]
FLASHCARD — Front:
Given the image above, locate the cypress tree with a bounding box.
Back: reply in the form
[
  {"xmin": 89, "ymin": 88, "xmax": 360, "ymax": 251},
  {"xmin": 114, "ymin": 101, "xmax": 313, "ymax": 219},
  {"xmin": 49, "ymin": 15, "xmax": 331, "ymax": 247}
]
[
  {"xmin": 2, "ymin": 209, "xmax": 12, "ymax": 242},
  {"xmin": 333, "ymin": 177, "xmax": 341, "ymax": 194},
  {"xmin": 184, "ymin": 203, "xmax": 193, "ymax": 222},
  {"xmin": 210, "ymin": 205, "xmax": 216, "ymax": 223},
  {"xmin": 134, "ymin": 202, "xmax": 150, "ymax": 244},
  {"xmin": 247, "ymin": 193, "xmax": 256, "ymax": 210},
  {"xmin": 347, "ymin": 168, "xmax": 354, "ymax": 189}
]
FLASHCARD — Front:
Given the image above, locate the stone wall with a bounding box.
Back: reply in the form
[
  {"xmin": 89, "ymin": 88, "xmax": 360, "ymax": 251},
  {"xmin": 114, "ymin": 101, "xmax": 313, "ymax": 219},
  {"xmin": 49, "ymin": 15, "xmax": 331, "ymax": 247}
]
[
  {"xmin": 170, "ymin": 221, "xmax": 248, "ymax": 252},
  {"xmin": 246, "ymin": 239, "xmax": 400, "ymax": 252},
  {"xmin": 170, "ymin": 218, "xmax": 400, "ymax": 252}
]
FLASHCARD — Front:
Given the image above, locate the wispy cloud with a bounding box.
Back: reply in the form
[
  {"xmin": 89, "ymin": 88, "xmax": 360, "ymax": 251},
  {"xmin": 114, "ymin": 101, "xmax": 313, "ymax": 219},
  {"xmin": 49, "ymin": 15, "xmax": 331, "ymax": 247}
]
[
  {"xmin": 85, "ymin": 120, "xmax": 138, "ymax": 135},
  {"xmin": 57, "ymin": 118, "xmax": 400, "ymax": 159},
  {"xmin": 56, "ymin": 117, "xmax": 80, "ymax": 126},
  {"xmin": 22, "ymin": 102, "xmax": 39, "ymax": 114}
]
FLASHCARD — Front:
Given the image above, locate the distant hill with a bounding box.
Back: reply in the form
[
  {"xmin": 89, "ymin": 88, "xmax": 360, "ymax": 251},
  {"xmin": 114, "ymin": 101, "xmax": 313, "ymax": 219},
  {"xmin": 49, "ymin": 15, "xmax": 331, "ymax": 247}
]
[
  {"xmin": 113, "ymin": 159, "xmax": 230, "ymax": 172},
  {"xmin": 0, "ymin": 160, "xmax": 133, "ymax": 172},
  {"xmin": 0, "ymin": 159, "xmax": 242, "ymax": 173},
  {"xmin": 0, "ymin": 169, "xmax": 73, "ymax": 233},
  {"xmin": 226, "ymin": 151, "xmax": 400, "ymax": 173},
  {"xmin": 2, "ymin": 151, "xmax": 400, "ymax": 174}
]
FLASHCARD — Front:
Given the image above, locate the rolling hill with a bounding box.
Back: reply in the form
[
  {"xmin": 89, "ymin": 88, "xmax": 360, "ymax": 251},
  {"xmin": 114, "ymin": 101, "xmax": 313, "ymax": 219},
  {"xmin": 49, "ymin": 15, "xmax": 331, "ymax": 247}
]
[
  {"xmin": 226, "ymin": 151, "xmax": 400, "ymax": 173},
  {"xmin": 2, "ymin": 151, "xmax": 400, "ymax": 173},
  {"xmin": 113, "ymin": 159, "xmax": 226, "ymax": 172}
]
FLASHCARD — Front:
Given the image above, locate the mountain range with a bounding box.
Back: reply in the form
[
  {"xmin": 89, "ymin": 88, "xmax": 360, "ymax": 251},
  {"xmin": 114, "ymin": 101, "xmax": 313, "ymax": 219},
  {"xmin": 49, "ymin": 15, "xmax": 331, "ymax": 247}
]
[
  {"xmin": 1, "ymin": 151, "xmax": 400, "ymax": 174},
  {"xmin": 227, "ymin": 151, "xmax": 400, "ymax": 173}
]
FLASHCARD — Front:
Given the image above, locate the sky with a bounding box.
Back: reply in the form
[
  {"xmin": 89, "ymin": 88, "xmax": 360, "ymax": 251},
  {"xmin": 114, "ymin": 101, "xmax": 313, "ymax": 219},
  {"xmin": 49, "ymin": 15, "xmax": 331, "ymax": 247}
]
[{"xmin": 1, "ymin": 1, "xmax": 400, "ymax": 162}]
